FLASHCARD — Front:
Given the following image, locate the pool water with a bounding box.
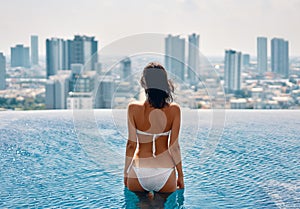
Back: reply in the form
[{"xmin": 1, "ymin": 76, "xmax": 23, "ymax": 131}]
[{"xmin": 0, "ymin": 110, "xmax": 299, "ymax": 208}]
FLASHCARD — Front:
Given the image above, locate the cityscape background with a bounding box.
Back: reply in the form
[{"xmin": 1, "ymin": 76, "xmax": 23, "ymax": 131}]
[
  {"xmin": 1, "ymin": 2, "xmax": 299, "ymax": 208},
  {"xmin": 0, "ymin": 0, "xmax": 300, "ymax": 110}
]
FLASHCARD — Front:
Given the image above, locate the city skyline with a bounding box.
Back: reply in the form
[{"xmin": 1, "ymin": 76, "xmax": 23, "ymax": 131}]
[{"xmin": 0, "ymin": 0, "xmax": 300, "ymax": 57}]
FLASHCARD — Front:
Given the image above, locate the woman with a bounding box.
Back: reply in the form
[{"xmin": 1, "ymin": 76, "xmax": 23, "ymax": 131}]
[{"xmin": 124, "ymin": 62, "xmax": 184, "ymax": 195}]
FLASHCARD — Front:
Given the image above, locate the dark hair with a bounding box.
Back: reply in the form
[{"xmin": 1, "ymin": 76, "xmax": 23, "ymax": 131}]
[{"xmin": 140, "ymin": 62, "xmax": 174, "ymax": 108}]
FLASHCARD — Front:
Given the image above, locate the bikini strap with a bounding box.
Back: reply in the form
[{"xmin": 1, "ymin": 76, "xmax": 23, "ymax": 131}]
[{"xmin": 136, "ymin": 129, "xmax": 171, "ymax": 158}]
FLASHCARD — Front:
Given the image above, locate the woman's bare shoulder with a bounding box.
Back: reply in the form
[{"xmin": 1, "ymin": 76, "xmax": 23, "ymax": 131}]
[
  {"xmin": 128, "ymin": 101, "xmax": 144, "ymax": 110},
  {"xmin": 168, "ymin": 102, "xmax": 181, "ymax": 114},
  {"xmin": 169, "ymin": 102, "xmax": 181, "ymax": 109}
]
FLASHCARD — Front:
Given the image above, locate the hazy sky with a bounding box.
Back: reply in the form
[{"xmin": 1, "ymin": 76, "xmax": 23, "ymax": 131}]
[{"xmin": 0, "ymin": 0, "xmax": 300, "ymax": 57}]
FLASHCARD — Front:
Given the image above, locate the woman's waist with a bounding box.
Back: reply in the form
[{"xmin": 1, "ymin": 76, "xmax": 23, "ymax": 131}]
[
  {"xmin": 137, "ymin": 145, "xmax": 170, "ymax": 155},
  {"xmin": 134, "ymin": 153, "xmax": 174, "ymax": 168}
]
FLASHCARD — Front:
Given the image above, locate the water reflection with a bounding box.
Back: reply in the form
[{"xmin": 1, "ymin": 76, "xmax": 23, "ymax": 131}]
[{"xmin": 124, "ymin": 187, "xmax": 185, "ymax": 209}]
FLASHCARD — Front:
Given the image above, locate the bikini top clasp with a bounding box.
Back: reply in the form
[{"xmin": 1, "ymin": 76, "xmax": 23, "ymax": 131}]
[{"xmin": 136, "ymin": 129, "xmax": 171, "ymax": 158}]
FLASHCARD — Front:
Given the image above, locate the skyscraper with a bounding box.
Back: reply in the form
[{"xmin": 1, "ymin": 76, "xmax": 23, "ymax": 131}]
[
  {"xmin": 67, "ymin": 64, "xmax": 96, "ymax": 109},
  {"xmin": 67, "ymin": 92, "xmax": 93, "ymax": 109},
  {"xmin": 46, "ymin": 38, "xmax": 69, "ymax": 78},
  {"xmin": 69, "ymin": 64, "xmax": 83, "ymax": 92},
  {"xmin": 121, "ymin": 57, "xmax": 131, "ymax": 80},
  {"xmin": 45, "ymin": 70, "xmax": 71, "ymax": 109},
  {"xmin": 0, "ymin": 52, "xmax": 6, "ymax": 90},
  {"xmin": 31, "ymin": 35, "xmax": 39, "ymax": 65},
  {"xmin": 10, "ymin": 44, "xmax": 30, "ymax": 68},
  {"xmin": 187, "ymin": 33, "xmax": 200, "ymax": 84},
  {"xmin": 46, "ymin": 35, "xmax": 98, "ymax": 78},
  {"xmin": 69, "ymin": 64, "xmax": 96, "ymax": 92},
  {"xmin": 271, "ymin": 38, "xmax": 289, "ymax": 78},
  {"xmin": 224, "ymin": 49, "xmax": 242, "ymax": 93},
  {"xmin": 69, "ymin": 35, "xmax": 98, "ymax": 70},
  {"xmin": 242, "ymin": 54, "xmax": 250, "ymax": 68},
  {"xmin": 165, "ymin": 35, "xmax": 185, "ymax": 81},
  {"xmin": 94, "ymin": 76, "xmax": 115, "ymax": 108},
  {"xmin": 257, "ymin": 37, "xmax": 268, "ymax": 74}
]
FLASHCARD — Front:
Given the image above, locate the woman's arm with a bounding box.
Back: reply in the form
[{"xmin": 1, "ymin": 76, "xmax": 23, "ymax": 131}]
[
  {"xmin": 169, "ymin": 104, "xmax": 184, "ymax": 189},
  {"xmin": 124, "ymin": 104, "xmax": 137, "ymax": 186}
]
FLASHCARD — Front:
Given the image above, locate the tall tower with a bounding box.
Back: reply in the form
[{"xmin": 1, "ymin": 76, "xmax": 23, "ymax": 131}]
[
  {"xmin": 31, "ymin": 35, "xmax": 39, "ymax": 65},
  {"xmin": 165, "ymin": 34, "xmax": 185, "ymax": 81},
  {"xmin": 46, "ymin": 38, "xmax": 69, "ymax": 78},
  {"xmin": 224, "ymin": 49, "xmax": 242, "ymax": 93},
  {"xmin": 188, "ymin": 33, "xmax": 200, "ymax": 84},
  {"xmin": 69, "ymin": 35, "xmax": 98, "ymax": 70},
  {"xmin": 121, "ymin": 57, "xmax": 131, "ymax": 80},
  {"xmin": 0, "ymin": 52, "xmax": 6, "ymax": 90},
  {"xmin": 94, "ymin": 76, "xmax": 115, "ymax": 108},
  {"xmin": 271, "ymin": 38, "xmax": 289, "ymax": 78},
  {"xmin": 45, "ymin": 70, "xmax": 71, "ymax": 109},
  {"xmin": 257, "ymin": 37, "xmax": 268, "ymax": 74},
  {"xmin": 10, "ymin": 44, "xmax": 30, "ymax": 68},
  {"xmin": 242, "ymin": 54, "xmax": 250, "ymax": 69}
]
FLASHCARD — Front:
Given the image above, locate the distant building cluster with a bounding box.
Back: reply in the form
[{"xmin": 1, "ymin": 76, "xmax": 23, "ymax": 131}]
[
  {"xmin": 0, "ymin": 33, "xmax": 300, "ymax": 110},
  {"xmin": 228, "ymin": 79, "xmax": 299, "ymax": 109},
  {"xmin": 46, "ymin": 35, "xmax": 98, "ymax": 78},
  {"xmin": 10, "ymin": 35, "xmax": 39, "ymax": 69},
  {"xmin": 45, "ymin": 51, "xmax": 136, "ymax": 110},
  {"xmin": 165, "ymin": 33, "xmax": 200, "ymax": 85},
  {"xmin": 0, "ymin": 35, "xmax": 41, "ymax": 108},
  {"xmin": 222, "ymin": 36, "xmax": 296, "ymax": 109}
]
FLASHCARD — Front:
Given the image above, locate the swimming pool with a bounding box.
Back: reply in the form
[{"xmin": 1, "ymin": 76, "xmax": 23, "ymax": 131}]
[{"xmin": 0, "ymin": 110, "xmax": 299, "ymax": 208}]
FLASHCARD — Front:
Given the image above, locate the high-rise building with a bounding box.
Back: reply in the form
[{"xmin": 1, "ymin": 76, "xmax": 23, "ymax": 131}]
[
  {"xmin": 257, "ymin": 37, "xmax": 268, "ymax": 74},
  {"xmin": 94, "ymin": 76, "xmax": 115, "ymax": 108},
  {"xmin": 121, "ymin": 57, "xmax": 131, "ymax": 80},
  {"xmin": 0, "ymin": 52, "xmax": 6, "ymax": 90},
  {"xmin": 69, "ymin": 64, "xmax": 83, "ymax": 92},
  {"xmin": 165, "ymin": 35, "xmax": 185, "ymax": 81},
  {"xmin": 242, "ymin": 54, "xmax": 250, "ymax": 67},
  {"xmin": 69, "ymin": 35, "xmax": 98, "ymax": 70},
  {"xmin": 46, "ymin": 38, "xmax": 69, "ymax": 78},
  {"xmin": 224, "ymin": 49, "xmax": 242, "ymax": 93},
  {"xmin": 31, "ymin": 35, "xmax": 39, "ymax": 65},
  {"xmin": 73, "ymin": 72, "xmax": 96, "ymax": 93},
  {"xmin": 95, "ymin": 62, "xmax": 102, "ymax": 75},
  {"xmin": 187, "ymin": 33, "xmax": 200, "ymax": 84},
  {"xmin": 67, "ymin": 63, "xmax": 96, "ymax": 109},
  {"xmin": 10, "ymin": 44, "xmax": 30, "ymax": 68},
  {"xmin": 69, "ymin": 64, "xmax": 95, "ymax": 92},
  {"xmin": 46, "ymin": 35, "xmax": 98, "ymax": 78},
  {"xmin": 67, "ymin": 92, "xmax": 93, "ymax": 109},
  {"xmin": 271, "ymin": 38, "xmax": 289, "ymax": 78},
  {"xmin": 45, "ymin": 70, "xmax": 71, "ymax": 109}
]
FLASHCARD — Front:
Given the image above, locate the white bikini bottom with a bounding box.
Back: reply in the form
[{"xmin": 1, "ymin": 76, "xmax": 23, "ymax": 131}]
[{"xmin": 132, "ymin": 166, "xmax": 174, "ymax": 192}]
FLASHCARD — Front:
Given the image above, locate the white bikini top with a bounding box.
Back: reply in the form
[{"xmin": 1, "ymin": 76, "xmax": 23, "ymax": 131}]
[{"xmin": 136, "ymin": 129, "xmax": 171, "ymax": 158}]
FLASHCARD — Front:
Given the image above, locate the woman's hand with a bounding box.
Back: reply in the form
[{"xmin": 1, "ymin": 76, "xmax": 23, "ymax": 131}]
[
  {"xmin": 124, "ymin": 176, "xmax": 128, "ymax": 187},
  {"xmin": 177, "ymin": 176, "xmax": 184, "ymax": 189}
]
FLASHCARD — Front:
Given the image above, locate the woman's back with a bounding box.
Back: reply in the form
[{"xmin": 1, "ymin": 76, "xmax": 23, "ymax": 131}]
[{"xmin": 128, "ymin": 101, "xmax": 179, "ymax": 168}]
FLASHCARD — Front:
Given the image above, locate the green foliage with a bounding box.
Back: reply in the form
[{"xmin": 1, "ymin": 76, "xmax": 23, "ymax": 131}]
[
  {"xmin": 234, "ymin": 89, "xmax": 249, "ymax": 98},
  {"xmin": 0, "ymin": 97, "xmax": 45, "ymax": 110}
]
